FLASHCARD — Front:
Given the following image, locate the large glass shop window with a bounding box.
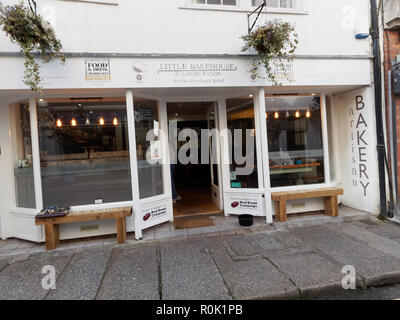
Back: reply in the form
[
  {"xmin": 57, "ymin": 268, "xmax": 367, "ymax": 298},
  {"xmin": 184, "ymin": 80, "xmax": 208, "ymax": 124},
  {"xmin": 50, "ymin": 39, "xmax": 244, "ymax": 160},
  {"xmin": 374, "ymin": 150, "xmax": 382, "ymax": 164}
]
[
  {"xmin": 266, "ymin": 96, "xmax": 325, "ymax": 187},
  {"xmin": 37, "ymin": 99, "xmax": 132, "ymax": 207},
  {"xmin": 134, "ymin": 99, "xmax": 164, "ymax": 199},
  {"xmin": 12, "ymin": 103, "xmax": 36, "ymax": 208},
  {"xmin": 226, "ymin": 98, "xmax": 258, "ymax": 189}
]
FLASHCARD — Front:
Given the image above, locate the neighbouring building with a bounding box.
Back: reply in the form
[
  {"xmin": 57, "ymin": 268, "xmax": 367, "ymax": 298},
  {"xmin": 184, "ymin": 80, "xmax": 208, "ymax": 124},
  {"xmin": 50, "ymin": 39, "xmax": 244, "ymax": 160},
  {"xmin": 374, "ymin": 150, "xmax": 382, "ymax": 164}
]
[
  {"xmin": 0, "ymin": 0, "xmax": 382, "ymax": 242},
  {"xmin": 383, "ymin": 0, "xmax": 400, "ymax": 214}
]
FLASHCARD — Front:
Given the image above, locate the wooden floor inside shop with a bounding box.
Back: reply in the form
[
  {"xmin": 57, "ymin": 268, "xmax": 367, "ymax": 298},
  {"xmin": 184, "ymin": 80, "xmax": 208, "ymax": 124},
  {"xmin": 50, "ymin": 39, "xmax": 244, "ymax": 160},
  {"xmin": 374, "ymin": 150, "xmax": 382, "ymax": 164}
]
[{"xmin": 173, "ymin": 186, "xmax": 223, "ymax": 219}]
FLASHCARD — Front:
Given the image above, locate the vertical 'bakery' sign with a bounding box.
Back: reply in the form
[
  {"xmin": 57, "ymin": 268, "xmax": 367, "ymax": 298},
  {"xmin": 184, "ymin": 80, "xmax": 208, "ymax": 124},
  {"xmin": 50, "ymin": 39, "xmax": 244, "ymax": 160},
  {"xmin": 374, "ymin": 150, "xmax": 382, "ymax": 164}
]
[
  {"xmin": 349, "ymin": 95, "xmax": 370, "ymax": 197},
  {"xmin": 85, "ymin": 59, "xmax": 111, "ymax": 81}
]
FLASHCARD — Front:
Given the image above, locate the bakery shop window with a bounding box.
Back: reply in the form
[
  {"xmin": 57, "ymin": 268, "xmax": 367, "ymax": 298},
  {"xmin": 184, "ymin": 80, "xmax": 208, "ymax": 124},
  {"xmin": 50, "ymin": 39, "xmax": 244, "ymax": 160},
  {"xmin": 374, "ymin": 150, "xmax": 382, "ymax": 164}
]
[
  {"xmin": 11, "ymin": 103, "xmax": 36, "ymax": 208},
  {"xmin": 134, "ymin": 98, "xmax": 164, "ymax": 199},
  {"xmin": 266, "ymin": 96, "xmax": 325, "ymax": 187},
  {"xmin": 37, "ymin": 98, "xmax": 132, "ymax": 207},
  {"xmin": 226, "ymin": 97, "xmax": 259, "ymax": 189}
]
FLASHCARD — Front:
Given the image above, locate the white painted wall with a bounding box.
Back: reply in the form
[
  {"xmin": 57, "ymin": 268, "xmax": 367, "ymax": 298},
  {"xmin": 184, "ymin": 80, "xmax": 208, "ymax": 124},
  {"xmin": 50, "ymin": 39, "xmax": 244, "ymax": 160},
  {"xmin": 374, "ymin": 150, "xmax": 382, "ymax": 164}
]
[
  {"xmin": 0, "ymin": 0, "xmax": 371, "ymax": 56},
  {"xmin": 0, "ymin": 103, "xmax": 15, "ymax": 239},
  {"xmin": 335, "ymin": 87, "xmax": 380, "ymax": 214}
]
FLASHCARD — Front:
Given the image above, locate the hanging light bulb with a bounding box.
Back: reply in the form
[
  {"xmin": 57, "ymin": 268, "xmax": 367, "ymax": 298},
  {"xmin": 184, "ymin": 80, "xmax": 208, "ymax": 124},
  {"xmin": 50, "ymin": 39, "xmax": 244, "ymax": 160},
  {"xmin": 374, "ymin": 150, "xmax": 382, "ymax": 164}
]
[
  {"xmin": 99, "ymin": 117, "xmax": 105, "ymax": 125},
  {"xmin": 113, "ymin": 117, "xmax": 118, "ymax": 126},
  {"xmin": 306, "ymin": 110, "xmax": 311, "ymax": 118},
  {"xmin": 295, "ymin": 111, "xmax": 301, "ymax": 118},
  {"xmin": 85, "ymin": 117, "xmax": 91, "ymax": 125},
  {"xmin": 285, "ymin": 111, "xmax": 290, "ymax": 118},
  {"xmin": 274, "ymin": 112, "xmax": 279, "ymax": 119},
  {"xmin": 71, "ymin": 118, "xmax": 77, "ymax": 127},
  {"xmin": 56, "ymin": 119, "xmax": 62, "ymax": 128}
]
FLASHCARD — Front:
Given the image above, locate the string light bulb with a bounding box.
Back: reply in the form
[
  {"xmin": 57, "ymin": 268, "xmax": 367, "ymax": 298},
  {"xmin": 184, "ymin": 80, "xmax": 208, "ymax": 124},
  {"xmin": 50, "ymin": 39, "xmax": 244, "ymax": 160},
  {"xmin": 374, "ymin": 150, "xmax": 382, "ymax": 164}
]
[
  {"xmin": 306, "ymin": 110, "xmax": 311, "ymax": 118},
  {"xmin": 295, "ymin": 111, "xmax": 301, "ymax": 118},
  {"xmin": 274, "ymin": 112, "xmax": 279, "ymax": 119},
  {"xmin": 71, "ymin": 118, "xmax": 77, "ymax": 127},
  {"xmin": 113, "ymin": 117, "xmax": 118, "ymax": 126},
  {"xmin": 56, "ymin": 119, "xmax": 62, "ymax": 127},
  {"xmin": 99, "ymin": 117, "xmax": 105, "ymax": 125}
]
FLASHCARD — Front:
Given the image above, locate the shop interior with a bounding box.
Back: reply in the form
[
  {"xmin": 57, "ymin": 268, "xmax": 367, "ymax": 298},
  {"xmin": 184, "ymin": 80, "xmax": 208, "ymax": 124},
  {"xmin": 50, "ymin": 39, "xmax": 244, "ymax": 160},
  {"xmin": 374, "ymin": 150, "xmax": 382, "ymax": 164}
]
[{"xmin": 167, "ymin": 102, "xmax": 223, "ymax": 226}]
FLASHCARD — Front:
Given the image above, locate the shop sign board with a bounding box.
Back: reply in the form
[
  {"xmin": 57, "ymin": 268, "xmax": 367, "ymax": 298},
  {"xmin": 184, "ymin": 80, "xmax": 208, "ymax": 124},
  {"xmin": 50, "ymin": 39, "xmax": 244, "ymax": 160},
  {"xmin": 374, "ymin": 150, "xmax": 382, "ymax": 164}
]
[
  {"xmin": 141, "ymin": 200, "xmax": 169, "ymax": 228},
  {"xmin": 0, "ymin": 56, "xmax": 372, "ymax": 90},
  {"xmin": 225, "ymin": 193, "xmax": 264, "ymax": 216},
  {"xmin": 84, "ymin": 59, "xmax": 111, "ymax": 81}
]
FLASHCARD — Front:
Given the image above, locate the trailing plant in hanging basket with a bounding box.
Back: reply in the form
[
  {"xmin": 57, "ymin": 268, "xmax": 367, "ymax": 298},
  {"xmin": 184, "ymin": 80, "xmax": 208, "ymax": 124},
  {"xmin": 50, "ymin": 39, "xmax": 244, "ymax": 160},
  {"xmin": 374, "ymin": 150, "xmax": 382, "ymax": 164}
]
[
  {"xmin": 0, "ymin": 1, "xmax": 65, "ymax": 92},
  {"xmin": 242, "ymin": 20, "xmax": 298, "ymax": 85}
]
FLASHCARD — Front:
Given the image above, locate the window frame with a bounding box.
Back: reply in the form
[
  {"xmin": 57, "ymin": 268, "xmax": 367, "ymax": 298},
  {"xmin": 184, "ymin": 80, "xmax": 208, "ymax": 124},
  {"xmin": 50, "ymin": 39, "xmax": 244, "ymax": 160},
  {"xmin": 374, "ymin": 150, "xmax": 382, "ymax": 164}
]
[
  {"xmin": 179, "ymin": 0, "xmax": 306, "ymax": 14},
  {"xmin": 266, "ymin": 94, "xmax": 331, "ymax": 193},
  {"xmin": 251, "ymin": 0, "xmax": 297, "ymax": 10}
]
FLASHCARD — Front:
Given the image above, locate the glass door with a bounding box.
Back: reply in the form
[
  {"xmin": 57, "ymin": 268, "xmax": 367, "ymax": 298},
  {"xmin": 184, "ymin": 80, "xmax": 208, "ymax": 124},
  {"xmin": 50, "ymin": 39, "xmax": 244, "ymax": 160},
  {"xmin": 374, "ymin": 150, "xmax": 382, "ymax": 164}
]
[
  {"xmin": 207, "ymin": 103, "xmax": 223, "ymax": 210},
  {"xmin": 127, "ymin": 95, "xmax": 173, "ymax": 240}
]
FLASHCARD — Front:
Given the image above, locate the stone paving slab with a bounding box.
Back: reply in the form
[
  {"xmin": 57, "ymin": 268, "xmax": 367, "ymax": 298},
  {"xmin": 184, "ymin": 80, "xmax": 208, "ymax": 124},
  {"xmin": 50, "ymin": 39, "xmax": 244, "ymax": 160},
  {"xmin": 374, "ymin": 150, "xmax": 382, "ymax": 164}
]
[
  {"xmin": 247, "ymin": 233, "xmax": 285, "ymax": 251},
  {"xmin": 223, "ymin": 234, "xmax": 262, "ymax": 258},
  {"xmin": 0, "ymin": 252, "xmax": 72, "ymax": 300},
  {"xmin": 154, "ymin": 223, "xmax": 171, "ymax": 239},
  {"xmin": 363, "ymin": 222, "xmax": 400, "ymax": 239},
  {"xmin": 160, "ymin": 238, "xmax": 231, "ymax": 300},
  {"xmin": 326, "ymin": 222, "xmax": 400, "ymax": 260},
  {"xmin": 0, "ymin": 240, "xmax": 20, "ymax": 254},
  {"xmin": 268, "ymin": 252, "xmax": 343, "ymax": 295},
  {"xmin": 1, "ymin": 211, "xmax": 400, "ymax": 300},
  {"xmin": 290, "ymin": 225, "xmax": 400, "ymax": 287},
  {"xmin": 215, "ymin": 257, "xmax": 298, "ymax": 300},
  {"xmin": 204, "ymin": 235, "xmax": 299, "ymax": 299},
  {"xmin": 96, "ymin": 245, "xmax": 159, "ymax": 300},
  {"xmin": 0, "ymin": 259, "xmax": 8, "ymax": 272},
  {"xmin": 46, "ymin": 247, "xmax": 113, "ymax": 300},
  {"xmin": 271, "ymin": 230, "xmax": 304, "ymax": 248}
]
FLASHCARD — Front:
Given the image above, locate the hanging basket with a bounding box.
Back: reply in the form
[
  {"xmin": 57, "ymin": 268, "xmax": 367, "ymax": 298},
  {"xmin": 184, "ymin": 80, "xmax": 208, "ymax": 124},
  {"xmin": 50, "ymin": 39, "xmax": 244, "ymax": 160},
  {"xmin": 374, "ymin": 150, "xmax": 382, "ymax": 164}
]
[
  {"xmin": 242, "ymin": 20, "xmax": 298, "ymax": 85},
  {"xmin": 0, "ymin": 1, "xmax": 65, "ymax": 92}
]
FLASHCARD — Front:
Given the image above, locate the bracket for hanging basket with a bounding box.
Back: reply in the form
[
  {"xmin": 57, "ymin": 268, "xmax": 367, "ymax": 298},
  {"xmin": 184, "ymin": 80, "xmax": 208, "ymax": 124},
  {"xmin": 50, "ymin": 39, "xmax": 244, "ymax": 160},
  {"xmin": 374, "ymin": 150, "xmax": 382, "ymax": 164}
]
[
  {"xmin": 247, "ymin": 0, "xmax": 266, "ymax": 34},
  {"xmin": 27, "ymin": 0, "xmax": 37, "ymax": 16}
]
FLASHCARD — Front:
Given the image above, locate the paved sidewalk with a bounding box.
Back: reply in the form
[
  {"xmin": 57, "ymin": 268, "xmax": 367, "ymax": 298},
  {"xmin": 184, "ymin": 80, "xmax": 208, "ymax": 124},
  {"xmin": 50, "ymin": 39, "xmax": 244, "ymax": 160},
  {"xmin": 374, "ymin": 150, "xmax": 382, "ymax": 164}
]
[{"xmin": 0, "ymin": 208, "xmax": 399, "ymax": 299}]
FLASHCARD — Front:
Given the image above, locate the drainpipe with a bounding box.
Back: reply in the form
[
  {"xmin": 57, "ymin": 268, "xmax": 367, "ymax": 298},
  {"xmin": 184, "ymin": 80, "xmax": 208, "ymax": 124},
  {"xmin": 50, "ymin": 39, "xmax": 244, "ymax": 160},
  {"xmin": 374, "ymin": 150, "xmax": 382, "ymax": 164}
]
[{"xmin": 370, "ymin": 0, "xmax": 389, "ymax": 218}]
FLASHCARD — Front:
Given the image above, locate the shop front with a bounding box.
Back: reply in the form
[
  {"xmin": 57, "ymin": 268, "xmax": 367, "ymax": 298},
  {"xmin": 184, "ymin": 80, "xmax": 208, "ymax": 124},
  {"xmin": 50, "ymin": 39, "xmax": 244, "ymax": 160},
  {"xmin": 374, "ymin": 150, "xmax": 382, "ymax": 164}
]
[{"xmin": 0, "ymin": 55, "xmax": 380, "ymax": 242}]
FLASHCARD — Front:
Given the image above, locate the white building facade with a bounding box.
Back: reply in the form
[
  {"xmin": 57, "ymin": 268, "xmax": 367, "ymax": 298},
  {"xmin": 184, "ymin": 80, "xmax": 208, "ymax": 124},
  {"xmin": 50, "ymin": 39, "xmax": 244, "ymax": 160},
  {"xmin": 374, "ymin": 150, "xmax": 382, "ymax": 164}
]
[{"xmin": 0, "ymin": 0, "xmax": 381, "ymax": 241}]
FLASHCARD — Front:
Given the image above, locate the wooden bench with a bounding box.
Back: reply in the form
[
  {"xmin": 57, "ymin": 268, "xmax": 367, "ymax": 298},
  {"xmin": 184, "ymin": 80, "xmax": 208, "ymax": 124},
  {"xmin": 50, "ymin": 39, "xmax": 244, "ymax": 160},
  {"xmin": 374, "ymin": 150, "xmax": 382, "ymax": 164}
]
[
  {"xmin": 35, "ymin": 207, "xmax": 132, "ymax": 250},
  {"xmin": 271, "ymin": 187, "xmax": 344, "ymax": 222}
]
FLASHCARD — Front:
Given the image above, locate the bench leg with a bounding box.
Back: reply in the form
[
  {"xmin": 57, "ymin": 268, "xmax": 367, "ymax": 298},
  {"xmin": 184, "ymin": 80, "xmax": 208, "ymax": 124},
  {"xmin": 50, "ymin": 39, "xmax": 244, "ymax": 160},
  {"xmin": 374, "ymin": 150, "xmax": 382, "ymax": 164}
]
[
  {"xmin": 116, "ymin": 217, "xmax": 127, "ymax": 243},
  {"xmin": 275, "ymin": 200, "xmax": 287, "ymax": 222},
  {"xmin": 44, "ymin": 224, "xmax": 59, "ymax": 250},
  {"xmin": 324, "ymin": 195, "xmax": 339, "ymax": 217}
]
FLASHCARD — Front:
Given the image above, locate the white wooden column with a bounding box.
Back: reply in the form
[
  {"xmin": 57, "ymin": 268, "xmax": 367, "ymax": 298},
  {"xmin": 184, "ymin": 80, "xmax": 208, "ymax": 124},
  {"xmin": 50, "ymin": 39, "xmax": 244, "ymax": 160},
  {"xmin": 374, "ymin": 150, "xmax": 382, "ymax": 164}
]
[
  {"xmin": 331, "ymin": 95, "xmax": 341, "ymax": 184},
  {"xmin": 320, "ymin": 94, "xmax": 331, "ymax": 185},
  {"xmin": 214, "ymin": 102, "xmax": 224, "ymax": 210},
  {"xmin": 159, "ymin": 99, "xmax": 174, "ymax": 222},
  {"xmin": 0, "ymin": 104, "xmax": 11, "ymax": 239},
  {"xmin": 29, "ymin": 98, "xmax": 43, "ymax": 211},
  {"xmin": 257, "ymin": 88, "xmax": 273, "ymax": 224},
  {"xmin": 217, "ymin": 98, "xmax": 231, "ymax": 216},
  {"xmin": 126, "ymin": 91, "xmax": 143, "ymax": 240}
]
